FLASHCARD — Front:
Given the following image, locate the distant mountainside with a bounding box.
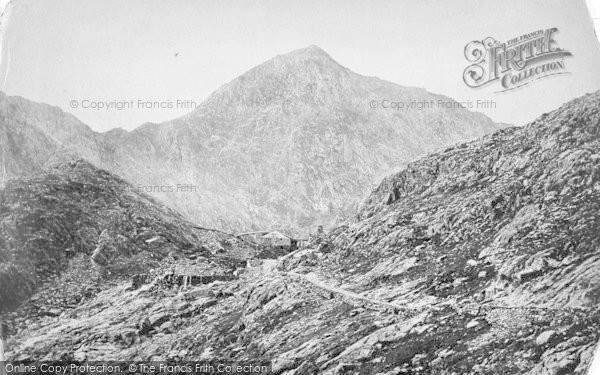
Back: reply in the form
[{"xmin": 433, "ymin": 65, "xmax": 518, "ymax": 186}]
[
  {"xmin": 0, "ymin": 46, "xmax": 503, "ymax": 235},
  {"xmin": 0, "ymin": 159, "xmax": 252, "ymax": 315},
  {"xmin": 5, "ymin": 91, "xmax": 598, "ymax": 373}
]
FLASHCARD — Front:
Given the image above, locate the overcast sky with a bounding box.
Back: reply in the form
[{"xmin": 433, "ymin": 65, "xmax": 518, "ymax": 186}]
[{"xmin": 1, "ymin": 0, "xmax": 599, "ymax": 131}]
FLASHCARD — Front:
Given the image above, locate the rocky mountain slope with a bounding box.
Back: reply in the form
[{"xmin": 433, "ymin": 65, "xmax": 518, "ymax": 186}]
[
  {"xmin": 0, "ymin": 92, "xmax": 104, "ymax": 183},
  {"xmin": 3, "ymin": 93, "xmax": 598, "ymax": 372},
  {"xmin": 0, "ymin": 46, "xmax": 503, "ymax": 235},
  {"xmin": 0, "ymin": 158, "xmax": 253, "ymax": 318}
]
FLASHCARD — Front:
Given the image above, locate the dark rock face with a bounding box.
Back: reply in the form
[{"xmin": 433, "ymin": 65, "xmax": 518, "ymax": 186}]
[
  {"xmin": 0, "ymin": 159, "xmax": 252, "ymax": 314},
  {"xmin": 0, "ymin": 46, "xmax": 503, "ymax": 236},
  {"xmin": 3, "ymin": 93, "xmax": 599, "ymax": 372}
]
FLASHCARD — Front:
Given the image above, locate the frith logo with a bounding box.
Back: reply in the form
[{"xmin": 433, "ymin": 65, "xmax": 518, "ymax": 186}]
[{"xmin": 463, "ymin": 28, "xmax": 572, "ymax": 92}]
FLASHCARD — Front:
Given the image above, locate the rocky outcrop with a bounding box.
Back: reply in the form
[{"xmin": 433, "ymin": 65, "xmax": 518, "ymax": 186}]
[{"xmin": 0, "ymin": 159, "xmax": 252, "ymax": 315}]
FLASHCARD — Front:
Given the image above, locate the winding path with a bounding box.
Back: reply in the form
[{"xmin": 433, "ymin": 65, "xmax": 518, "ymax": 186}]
[{"xmin": 284, "ymin": 271, "xmax": 403, "ymax": 313}]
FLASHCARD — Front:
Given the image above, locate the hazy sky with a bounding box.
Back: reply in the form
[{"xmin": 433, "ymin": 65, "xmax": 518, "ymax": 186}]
[{"xmin": 1, "ymin": 0, "xmax": 600, "ymax": 131}]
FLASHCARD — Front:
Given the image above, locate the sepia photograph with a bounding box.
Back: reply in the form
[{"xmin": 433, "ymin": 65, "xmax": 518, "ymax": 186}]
[{"xmin": 1, "ymin": 0, "xmax": 600, "ymax": 374}]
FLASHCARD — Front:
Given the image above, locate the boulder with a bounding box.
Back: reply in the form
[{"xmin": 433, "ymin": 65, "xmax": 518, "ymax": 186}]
[
  {"xmin": 535, "ymin": 330, "xmax": 557, "ymax": 346},
  {"xmin": 148, "ymin": 313, "xmax": 170, "ymax": 328}
]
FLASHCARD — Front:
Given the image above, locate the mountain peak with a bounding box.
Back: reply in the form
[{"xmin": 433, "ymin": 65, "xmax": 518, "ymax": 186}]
[
  {"xmin": 190, "ymin": 45, "xmax": 351, "ymax": 113},
  {"xmin": 274, "ymin": 45, "xmax": 339, "ymax": 66},
  {"xmin": 288, "ymin": 44, "xmax": 330, "ymax": 57}
]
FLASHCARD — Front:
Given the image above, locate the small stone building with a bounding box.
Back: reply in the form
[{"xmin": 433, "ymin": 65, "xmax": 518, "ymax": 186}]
[
  {"xmin": 261, "ymin": 231, "xmax": 293, "ymax": 248},
  {"xmin": 237, "ymin": 231, "xmax": 270, "ymax": 244},
  {"xmin": 238, "ymin": 230, "xmax": 305, "ymax": 250}
]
